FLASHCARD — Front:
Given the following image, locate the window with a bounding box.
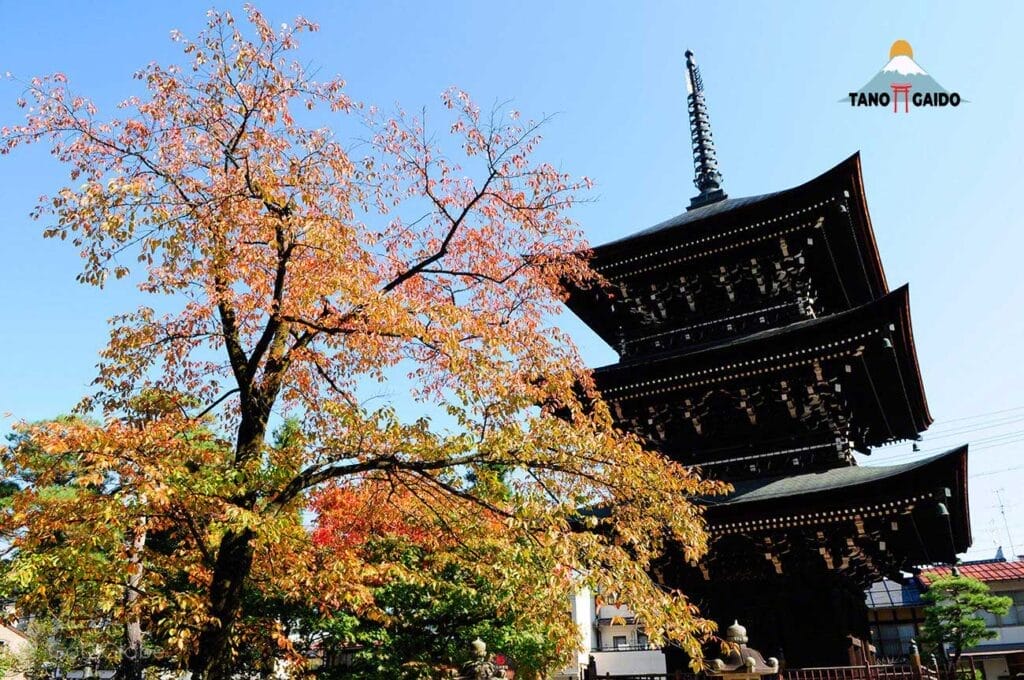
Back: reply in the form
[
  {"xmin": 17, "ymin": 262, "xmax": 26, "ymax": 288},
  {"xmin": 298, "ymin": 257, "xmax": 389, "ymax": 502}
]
[
  {"xmin": 975, "ymin": 590, "xmax": 1024, "ymax": 627},
  {"xmin": 613, "ymin": 635, "xmax": 627, "ymax": 650},
  {"xmin": 991, "ymin": 591, "xmax": 1024, "ymax": 627},
  {"xmin": 997, "ymin": 604, "xmax": 1019, "ymax": 627},
  {"xmin": 637, "ymin": 631, "xmax": 649, "ymax": 649},
  {"xmin": 873, "ymin": 622, "xmax": 918, "ymax": 659}
]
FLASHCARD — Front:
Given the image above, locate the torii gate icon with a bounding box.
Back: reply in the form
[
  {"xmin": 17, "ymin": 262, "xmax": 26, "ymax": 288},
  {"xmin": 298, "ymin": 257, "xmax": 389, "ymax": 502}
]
[{"xmin": 890, "ymin": 83, "xmax": 912, "ymax": 113}]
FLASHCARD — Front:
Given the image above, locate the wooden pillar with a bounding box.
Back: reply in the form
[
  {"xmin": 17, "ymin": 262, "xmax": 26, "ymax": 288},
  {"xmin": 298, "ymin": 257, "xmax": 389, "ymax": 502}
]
[{"xmin": 908, "ymin": 640, "xmax": 922, "ymax": 680}]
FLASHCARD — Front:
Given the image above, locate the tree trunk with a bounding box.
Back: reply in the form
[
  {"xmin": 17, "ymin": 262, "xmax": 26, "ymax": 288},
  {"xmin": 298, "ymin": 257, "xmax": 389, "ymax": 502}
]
[
  {"xmin": 951, "ymin": 648, "xmax": 963, "ymax": 680},
  {"xmin": 119, "ymin": 611, "xmax": 145, "ymax": 680},
  {"xmin": 187, "ymin": 527, "xmax": 256, "ymax": 679},
  {"xmin": 187, "ymin": 396, "xmax": 268, "ymax": 677},
  {"xmin": 117, "ymin": 506, "xmax": 147, "ymax": 680}
]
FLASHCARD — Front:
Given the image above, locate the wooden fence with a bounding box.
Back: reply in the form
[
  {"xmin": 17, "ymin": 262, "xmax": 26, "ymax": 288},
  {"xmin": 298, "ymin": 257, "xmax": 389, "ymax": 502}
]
[
  {"xmin": 586, "ymin": 663, "xmax": 974, "ymax": 680},
  {"xmin": 782, "ymin": 665, "xmax": 923, "ymax": 680}
]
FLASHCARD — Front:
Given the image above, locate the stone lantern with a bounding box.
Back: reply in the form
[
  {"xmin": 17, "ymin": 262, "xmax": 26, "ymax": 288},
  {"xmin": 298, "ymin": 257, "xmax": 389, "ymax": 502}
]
[
  {"xmin": 457, "ymin": 638, "xmax": 506, "ymax": 680},
  {"xmin": 706, "ymin": 621, "xmax": 780, "ymax": 680}
]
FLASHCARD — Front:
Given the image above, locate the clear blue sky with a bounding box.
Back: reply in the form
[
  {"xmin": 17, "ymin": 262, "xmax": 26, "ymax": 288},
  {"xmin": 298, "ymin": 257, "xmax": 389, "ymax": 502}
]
[{"xmin": 2, "ymin": 1, "xmax": 1023, "ymax": 561}]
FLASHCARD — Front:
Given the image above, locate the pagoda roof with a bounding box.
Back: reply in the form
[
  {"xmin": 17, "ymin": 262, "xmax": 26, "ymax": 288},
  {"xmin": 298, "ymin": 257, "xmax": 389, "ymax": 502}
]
[
  {"xmin": 564, "ymin": 153, "xmax": 890, "ymax": 352},
  {"xmin": 589, "ymin": 152, "xmax": 884, "ymax": 289},
  {"xmin": 606, "ymin": 192, "xmax": 779, "ymax": 246},
  {"xmin": 594, "ymin": 285, "xmax": 931, "ymax": 440},
  {"xmin": 596, "ymin": 283, "xmax": 913, "ymax": 376},
  {"xmin": 705, "ymin": 445, "xmax": 971, "ymax": 558},
  {"xmin": 719, "ymin": 449, "xmax": 964, "ymax": 507}
]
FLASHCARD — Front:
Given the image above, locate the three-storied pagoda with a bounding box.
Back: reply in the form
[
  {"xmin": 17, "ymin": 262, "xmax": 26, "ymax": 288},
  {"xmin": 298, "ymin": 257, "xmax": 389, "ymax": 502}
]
[{"xmin": 563, "ymin": 51, "xmax": 971, "ymax": 668}]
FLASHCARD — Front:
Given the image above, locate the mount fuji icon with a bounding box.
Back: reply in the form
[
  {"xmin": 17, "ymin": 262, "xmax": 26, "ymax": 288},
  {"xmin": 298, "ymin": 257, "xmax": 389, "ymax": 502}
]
[{"xmin": 854, "ymin": 53, "xmax": 949, "ymax": 95}]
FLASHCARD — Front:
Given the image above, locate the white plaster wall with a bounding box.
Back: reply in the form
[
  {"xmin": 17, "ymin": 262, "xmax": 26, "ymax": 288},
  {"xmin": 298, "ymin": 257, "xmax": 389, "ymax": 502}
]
[
  {"xmin": 968, "ymin": 580, "xmax": 1024, "ymax": 649},
  {"xmin": 986, "ymin": 624, "xmax": 1024, "ymax": 645},
  {"xmin": 591, "ymin": 649, "xmax": 666, "ymax": 676},
  {"xmin": 598, "ymin": 604, "xmax": 636, "ymax": 621},
  {"xmin": 574, "ymin": 589, "xmax": 596, "ymax": 662},
  {"xmin": 981, "ymin": 657, "xmax": 1009, "ymax": 680},
  {"xmin": 594, "ymin": 623, "xmax": 650, "ymax": 650},
  {"xmin": 555, "ymin": 588, "xmax": 597, "ymax": 680},
  {"xmin": 0, "ymin": 625, "xmax": 30, "ymax": 680}
]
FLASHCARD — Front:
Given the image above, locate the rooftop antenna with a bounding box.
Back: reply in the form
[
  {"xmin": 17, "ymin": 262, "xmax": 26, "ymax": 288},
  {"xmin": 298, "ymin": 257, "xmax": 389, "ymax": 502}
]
[
  {"xmin": 996, "ymin": 489, "xmax": 1018, "ymax": 558},
  {"xmin": 684, "ymin": 49, "xmax": 727, "ymax": 210}
]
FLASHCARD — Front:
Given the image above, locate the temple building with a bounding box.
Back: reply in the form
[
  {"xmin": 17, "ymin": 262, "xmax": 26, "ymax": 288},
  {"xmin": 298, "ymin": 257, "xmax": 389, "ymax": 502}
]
[{"xmin": 562, "ymin": 51, "xmax": 972, "ymax": 669}]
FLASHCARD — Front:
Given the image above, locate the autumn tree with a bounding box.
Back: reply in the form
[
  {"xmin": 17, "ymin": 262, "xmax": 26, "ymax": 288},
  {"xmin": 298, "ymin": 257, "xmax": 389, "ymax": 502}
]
[
  {"xmin": 308, "ymin": 480, "xmax": 571, "ymax": 679},
  {"xmin": 920, "ymin": 573, "xmax": 1012, "ymax": 673},
  {"xmin": 1, "ymin": 7, "xmax": 723, "ymax": 678},
  {"xmin": 1, "ymin": 407, "xmax": 234, "ymax": 678}
]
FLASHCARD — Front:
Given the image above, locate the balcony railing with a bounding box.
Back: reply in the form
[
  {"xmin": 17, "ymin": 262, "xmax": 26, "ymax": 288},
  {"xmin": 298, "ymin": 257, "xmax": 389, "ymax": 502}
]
[{"xmin": 591, "ymin": 643, "xmax": 661, "ymax": 652}]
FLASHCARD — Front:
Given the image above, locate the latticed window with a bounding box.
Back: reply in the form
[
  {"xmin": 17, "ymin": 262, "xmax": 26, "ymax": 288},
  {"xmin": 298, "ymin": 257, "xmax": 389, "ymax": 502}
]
[{"xmin": 870, "ymin": 622, "xmax": 918, "ymax": 659}]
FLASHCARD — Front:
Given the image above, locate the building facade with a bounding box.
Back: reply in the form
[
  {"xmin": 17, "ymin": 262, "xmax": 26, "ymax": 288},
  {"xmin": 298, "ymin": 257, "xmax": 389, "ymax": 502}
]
[
  {"xmin": 866, "ymin": 558, "xmax": 1024, "ymax": 679},
  {"xmin": 926, "ymin": 559, "xmax": 1024, "ymax": 680},
  {"xmin": 561, "ymin": 589, "xmax": 666, "ymax": 679}
]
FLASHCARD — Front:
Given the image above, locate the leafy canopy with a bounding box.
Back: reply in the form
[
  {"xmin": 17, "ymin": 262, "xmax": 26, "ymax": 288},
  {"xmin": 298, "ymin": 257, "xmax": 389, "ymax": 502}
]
[
  {"xmin": 920, "ymin": 574, "xmax": 1012, "ymax": 668},
  {"xmin": 308, "ymin": 481, "xmax": 570, "ymax": 680},
  {"xmin": 1, "ymin": 6, "xmax": 725, "ymax": 676}
]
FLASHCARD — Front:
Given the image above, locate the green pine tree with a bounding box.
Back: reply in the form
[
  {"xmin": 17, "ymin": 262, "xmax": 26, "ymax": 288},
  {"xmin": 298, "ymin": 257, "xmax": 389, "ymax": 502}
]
[{"xmin": 920, "ymin": 573, "xmax": 1012, "ymax": 673}]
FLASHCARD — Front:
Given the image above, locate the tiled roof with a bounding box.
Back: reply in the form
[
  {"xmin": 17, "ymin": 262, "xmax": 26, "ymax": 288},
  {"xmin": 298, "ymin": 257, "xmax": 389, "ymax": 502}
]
[
  {"xmin": 920, "ymin": 560, "xmax": 1024, "ymax": 584},
  {"xmin": 717, "ymin": 447, "xmax": 964, "ymax": 506},
  {"xmin": 594, "ymin": 152, "xmax": 862, "ymax": 250},
  {"xmin": 600, "ymin": 193, "xmax": 777, "ymax": 246},
  {"xmin": 865, "ymin": 578, "xmax": 924, "ymax": 609}
]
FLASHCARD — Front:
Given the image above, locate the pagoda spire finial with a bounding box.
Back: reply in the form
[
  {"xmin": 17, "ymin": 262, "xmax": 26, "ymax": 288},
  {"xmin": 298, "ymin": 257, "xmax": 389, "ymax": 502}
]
[{"xmin": 684, "ymin": 49, "xmax": 727, "ymax": 210}]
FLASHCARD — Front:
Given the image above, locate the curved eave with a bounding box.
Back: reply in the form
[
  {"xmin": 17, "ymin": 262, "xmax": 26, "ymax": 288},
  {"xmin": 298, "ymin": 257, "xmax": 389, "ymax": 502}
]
[
  {"xmin": 563, "ymin": 152, "xmax": 890, "ymax": 342},
  {"xmin": 707, "ymin": 445, "xmax": 971, "ymax": 555},
  {"xmin": 845, "ymin": 151, "xmax": 890, "ymax": 298},
  {"xmin": 713, "ymin": 447, "xmax": 965, "ymax": 508},
  {"xmin": 892, "ymin": 283, "xmax": 933, "ymax": 431},
  {"xmin": 590, "ymin": 152, "xmax": 879, "ymax": 271},
  {"xmin": 593, "ymin": 285, "xmax": 911, "ymax": 373},
  {"xmin": 593, "ymin": 285, "xmax": 931, "ymax": 446}
]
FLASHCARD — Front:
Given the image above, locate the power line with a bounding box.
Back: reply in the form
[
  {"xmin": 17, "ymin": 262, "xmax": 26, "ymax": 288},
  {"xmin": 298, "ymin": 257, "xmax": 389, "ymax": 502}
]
[
  {"xmin": 868, "ymin": 405, "xmax": 1024, "ymax": 445},
  {"xmin": 928, "ymin": 404, "xmax": 1024, "ymax": 426},
  {"xmin": 944, "ymin": 428, "xmax": 1024, "ymax": 446},
  {"xmin": 865, "ymin": 410, "xmax": 1024, "ymax": 464},
  {"xmin": 889, "ymin": 423, "xmax": 1024, "ymax": 452},
  {"xmin": 868, "ymin": 432, "xmax": 1024, "ymax": 464},
  {"xmin": 917, "ymin": 414, "xmax": 1024, "ymax": 439},
  {"xmin": 981, "ymin": 520, "xmax": 1024, "ymax": 531},
  {"xmin": 861, "ymin": 453, "xmax": 1024, "ymax": 479},
  {"xmin": 973, "ymin": 464, "xmax": 1024, "ymax": 478}
]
